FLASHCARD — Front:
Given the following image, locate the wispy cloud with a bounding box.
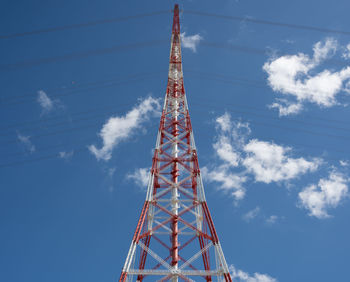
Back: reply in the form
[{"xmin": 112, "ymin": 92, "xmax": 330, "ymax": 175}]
[
  {"xmin": 298, "ymin": 170, "xmax": 349, "ymax": 218},
  {"xmin": 181, "ymin": 32, "xmax": 203, "ymax": 52},
  {"xmin": 242, "ymin": 206, "xmax": 260, "ymax": 222},
  {"xmin": 37, "ymin": 90, "xmax": 53, "ymax": 112},
  {"xmin": 106, "ymin": 167, "xmax": 116, "ymax": 192},
  {"xmin": 242, "ymin": 208, "xmax": 280, "ymax": 225},
  {"xmin": 58, "ymin": 150, "xmax": 74, "ymax": 160},
  {"xmin": 17, "ymin": 132, "xmax": 35, "ymax": 153},
  {"xmin": 126, "ymin": 167, "xmax": 149, "ymax": 188},
  {"xmin": 37, "ymin": 90, "xmax": 64, "ymax": 115},
  {"xmin": 88, "ymin": 96, "xmax": 160, "ymax": 161},
  {"xmin": 263, "ymin": 38, "xmax": 350, "ymax": 116},
  {"xmin": 230, "ymin": 265, "xmax": 277, "ymax": 282},
  {"xmin": 342, "ymin": 43, "xmax": 350, "ymax": 59},
  {"xmin": 265, "ymin": 215, "xmax": 279, "ymax": 225},
  {"xmin": 202, "ymin": 166, "xmax": 247, "ymax": 200}
]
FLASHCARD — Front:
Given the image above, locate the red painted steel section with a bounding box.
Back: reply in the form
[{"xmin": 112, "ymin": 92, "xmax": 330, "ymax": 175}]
[{"xmin": 119, "ymin": 4, "xmax": 232, "ymax": 281}]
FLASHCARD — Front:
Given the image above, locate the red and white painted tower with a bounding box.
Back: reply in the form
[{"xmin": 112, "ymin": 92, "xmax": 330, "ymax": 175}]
[{"xmin": 119, "ymin": 4, "xmax": 232, "ymax": 281}]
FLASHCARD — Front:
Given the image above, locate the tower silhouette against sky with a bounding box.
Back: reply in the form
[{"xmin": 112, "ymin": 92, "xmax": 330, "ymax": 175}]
[{"xmin": 119, "ymin": 4, "xmax": 231, "ymax": 281}]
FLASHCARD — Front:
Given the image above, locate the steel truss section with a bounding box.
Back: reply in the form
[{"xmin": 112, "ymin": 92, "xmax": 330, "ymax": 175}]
[{"xmin": 119, "ymin": 4, "xmax": 232, "ymax": 282}]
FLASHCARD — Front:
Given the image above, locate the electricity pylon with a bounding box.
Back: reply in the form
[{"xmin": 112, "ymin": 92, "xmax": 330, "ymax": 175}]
[{"xmin": 119, "ymin": 4, "xmax": 232, "ymax": 282}]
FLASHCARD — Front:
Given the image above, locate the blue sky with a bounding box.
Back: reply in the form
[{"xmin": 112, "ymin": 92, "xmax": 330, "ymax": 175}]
[{"xmin": 1, "ymin": 0, "xmax": 350, "ymax": 281}]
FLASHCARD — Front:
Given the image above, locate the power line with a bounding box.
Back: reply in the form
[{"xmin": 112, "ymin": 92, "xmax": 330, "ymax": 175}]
[
  {"xmin": 0, "ymin": 71, "xmax": 166, "ymax": 106},
  {"xmin": 0, "ymin": 136, "xmax": 345, "ymax": 169},
  {"xmin": 1, "ymin": 71, "xmax": 349, "ymax": 135},
  {"xmin": 1, "ymin": 95, "xmax": 349, "ymax": 165},
  {"xmin": 192, "ymin": 101, "xmax": 350, "ymax": 133},
  {"xmin": 0, "ymin": 99, "xmax": 143, "ymax": 131},
  {"xmin": 1, "ymin": 40, "xmax": 264, "ymax": 72},
  {"xmin": 0, "ymin": 148, "xmax": 87, "ymax": 168},
  {"xmin": 2, "ymin": 100, "xmax": 350, "ymax": 149},
  {"xmin": 1, "ymin": 70, "xmax": 261, "ymax": 106},
  {"xmin": 2, "ymin": 9, "xmax": 349, "ymax": 41},
  {"xmin": 1, "ymin": 136, "xmax": 96, "ymax": 159},
  {"xmin": 1, "ymin": 122, "xmax": 102, "ymax": 146},
  {"xmin": 1, "ymin": 70, "xmax": 167, "ymax": 103},
  {"xmin": 0, "ymin": 103, "xmax": 137, "ymax": 138},
  {"xmin": 185, "ymin": 10, "xmax": 350, "ymax": 36},
  {"xmin": 191, "ymin": 104, "xmax": 350, "ymax": 141},
  {"xmin": 0, "ymin": 40, "xmax": 168, "ymax": 71},
  {"xmin": 187, "ymin": 73, "xmax": 350, "ymax": 126},
  {"xmin": 0, "ymin": 10, "xmax": 171, "ymax": 40},
  {"xmin": 2, "ymin": 39, "xmax": 346, "ymax": 74},
  {"xmin": 1, "ymin": 115, "xmax": 348, "ymax": 168},
  {"xmin": 200, "ymin": 41, "xmax": 348, "ymax": 68}
]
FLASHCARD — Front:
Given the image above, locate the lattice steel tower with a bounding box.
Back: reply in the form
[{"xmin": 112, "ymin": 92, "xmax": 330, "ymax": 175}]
[{"xmin": 119, "ymin": 4, "xmax": 232, "ymax": 282}]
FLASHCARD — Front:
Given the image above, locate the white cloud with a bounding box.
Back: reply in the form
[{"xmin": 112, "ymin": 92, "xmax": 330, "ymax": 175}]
[
  {"xmin": 213, "ymin": 136, "xmax": 240, "ymax": 167},
  {"xmin": 268, "ymin": 99, "xmax": 303, "ymax": 116},
  {"xmin": 202, "ymin": 166, "xmax": 247, "ymax": 200},
  {"xmin": 102, "ymin": 167, "xmax": 117, "ymax": 193},
  {"xmin": 17, "ymin": 132, "xmax": 35, "ymax": 153},
  {"xmin": 59, "ymin": 150, "xmax": 74, "ymax": 160},
  {"xmin": 230, "ymin": 265, "xmax": 277, "ymax": 282},
  {"xmin": 37, "ymin": 90, "xmax": 64, "ymax": 115},
  {"xmin": 265, "ymin": 215, "xmax": 278, "ymax": 224},
  {"xmin": 263, "ymin": 38, "xmax": 350, "ymax": 116},
  {"xmin": 243, "ymin": 139, "xmax": 320, "ymax": 184},
  {"xmin": 342, "ymin": 43, "xmax": 350, "ymax": 59},
  {"xmin": 180, "ymin": 32, "xmax": 203, "ymax": 52},
  {"xmin": 242, "ymin": 207, "xmax": 260, "ymax": 222},
  {"xmin": 213, "ymin": 113, "xmax": 250, "ymax": 168},
  {"xmin": 202, "ymin": 115, "xmax": 250, "ymax": 201},
  {"xmin": 298, "ymin": 171, "xmax": 349, "ymax": 219},
  {"xmin": 313, "ymin": 38, "xmax": 337, "ymax": 62},
  {"xmin": 37, "ymin": 90, "xmax": 53, "ymax": 112},
  {"xmin": 204, "ymin": 113, "xmax": 321, "ymax": 201},
  {"xmin": 205, "ymin": 112, "xmax": 349, "ymax": 216},
  {"xmin": 88, "ymin": 97, "xmax": 160, "ymax": 161},
  {"xmin": 127, "ymin": 167, "xmax": 149, "ymax": 188},
  {"xmin": 216, "ymin": 112, "xmax": 233, "ymax": 132},
  {"xmin": 108, "ymin": 167, "xmax": 116, "ymax": 178}
]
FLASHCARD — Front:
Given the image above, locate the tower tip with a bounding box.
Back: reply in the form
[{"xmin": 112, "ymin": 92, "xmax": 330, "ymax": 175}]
[{"xmin": 172, "ymin": 4, "xmax": 180, "ymax": 34}]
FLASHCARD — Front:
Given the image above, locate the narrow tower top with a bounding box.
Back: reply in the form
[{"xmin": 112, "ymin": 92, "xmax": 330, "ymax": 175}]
[{"xmin": 172, "ymin": 4, "xmax": 180, "ymax": 34}]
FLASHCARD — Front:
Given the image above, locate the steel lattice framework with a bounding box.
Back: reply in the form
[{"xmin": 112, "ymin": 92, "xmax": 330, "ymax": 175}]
[{"xmin": 119, "ymin": 4, "xmax": 232, "ymax": 282}]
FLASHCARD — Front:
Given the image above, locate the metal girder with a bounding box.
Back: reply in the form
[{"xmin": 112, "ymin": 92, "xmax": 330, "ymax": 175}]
[{"xmin": 119, "ymin": 4, "xmax": 232, "ymax": 282}]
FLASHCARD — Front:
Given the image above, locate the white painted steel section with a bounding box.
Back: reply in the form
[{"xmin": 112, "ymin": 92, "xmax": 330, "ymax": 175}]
[
  {"xmin": 129, "ymin": 269, "xmax": 222, "ymax": 276},
  {"xmin": 122, "ymin": 242, "xmax": 138, "ymax": 273},
  {"xmin": 138, "ymin": 241, "xmax": 173, "ymax": 271},
  {"xmin": 179, "ymin": 241, "xmax": 213, "ymax": 270}
]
